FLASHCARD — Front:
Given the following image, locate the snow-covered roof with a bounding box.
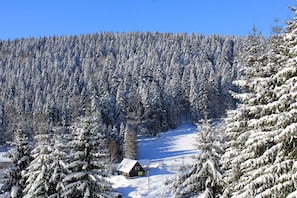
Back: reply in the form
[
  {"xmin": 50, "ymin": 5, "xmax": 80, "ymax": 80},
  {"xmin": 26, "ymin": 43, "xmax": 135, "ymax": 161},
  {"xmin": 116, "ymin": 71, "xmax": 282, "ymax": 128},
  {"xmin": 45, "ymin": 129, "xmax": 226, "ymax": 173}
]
[{"xmin": 117, "ymin": 158, "xmax": 139, "ymax": 173}]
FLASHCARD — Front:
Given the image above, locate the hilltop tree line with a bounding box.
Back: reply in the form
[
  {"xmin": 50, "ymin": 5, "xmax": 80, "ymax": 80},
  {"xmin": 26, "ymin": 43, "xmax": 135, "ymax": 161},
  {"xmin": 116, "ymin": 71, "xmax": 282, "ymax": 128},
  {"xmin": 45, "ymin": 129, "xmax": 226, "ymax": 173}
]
[
  {"xmin": 0, "ymin": 32, "xmax": 249, "ymax": 166},
  {"xmin": 0, "ymin": 32, "xmax": 245, "ymax": 144}
]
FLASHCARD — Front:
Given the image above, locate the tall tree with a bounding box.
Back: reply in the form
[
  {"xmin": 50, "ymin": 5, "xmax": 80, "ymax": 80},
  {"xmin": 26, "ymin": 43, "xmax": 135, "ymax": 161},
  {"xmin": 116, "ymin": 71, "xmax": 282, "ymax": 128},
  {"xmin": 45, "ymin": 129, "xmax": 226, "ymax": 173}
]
[
  {"xmin": 2, "ymin": 129, "xmax": 32, "ymax": 198},
  {"xmin": 62, "ymin": 116, "xmax": 114, "ymax": 198},
  {"xmin": 23, "ymin": 127, "xmax": 52, "ymax": 198},
  {"xmin": 173, "ymin": 120, "xmax": 224, "ymax": 197},
  {"xmin": 123, "ymin": 123, "xmax": 138, "ymax": 160},
  {"xmin": 47, "ymin": 127, "xmax": 68, "ymax": 197},
  {"xmin": 221, "ymin": 11, "xmax": 297, "ymax": 197}
]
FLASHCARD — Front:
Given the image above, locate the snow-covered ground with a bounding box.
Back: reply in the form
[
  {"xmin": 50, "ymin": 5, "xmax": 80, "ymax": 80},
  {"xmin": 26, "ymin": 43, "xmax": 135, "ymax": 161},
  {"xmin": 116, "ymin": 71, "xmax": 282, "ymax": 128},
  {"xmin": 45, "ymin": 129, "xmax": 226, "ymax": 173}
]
[
  {"xmin": 0, "ymin": 153, "xmax": 10, "ymax": 163},
  {"xmin": 0, "ymin": 123, "xmax": 198, "ymax": 198},
  {"xmin": 108, "ymin": 123, "xmax": 198, "ymax": 198}
]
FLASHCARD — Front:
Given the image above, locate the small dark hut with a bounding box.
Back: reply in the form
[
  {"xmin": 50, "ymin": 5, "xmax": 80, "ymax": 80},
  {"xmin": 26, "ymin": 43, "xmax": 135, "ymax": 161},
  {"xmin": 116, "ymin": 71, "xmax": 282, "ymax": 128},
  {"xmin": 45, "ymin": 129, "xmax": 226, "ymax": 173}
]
[{"xmin": 117, "ymin": 158, "xmax": 145, "ymax": 177}]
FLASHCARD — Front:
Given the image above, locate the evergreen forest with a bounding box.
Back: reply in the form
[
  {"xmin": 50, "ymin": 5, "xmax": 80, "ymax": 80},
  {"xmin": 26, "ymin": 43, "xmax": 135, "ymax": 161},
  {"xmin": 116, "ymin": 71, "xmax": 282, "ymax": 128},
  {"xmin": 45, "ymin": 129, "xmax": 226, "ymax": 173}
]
[
  {"xmin": 0, "ymin": 32, "xmax": 242, "ymax": 143},
  {"xmin": 1, "ymin": 7, "xmax": 297, "ymax": 198}
]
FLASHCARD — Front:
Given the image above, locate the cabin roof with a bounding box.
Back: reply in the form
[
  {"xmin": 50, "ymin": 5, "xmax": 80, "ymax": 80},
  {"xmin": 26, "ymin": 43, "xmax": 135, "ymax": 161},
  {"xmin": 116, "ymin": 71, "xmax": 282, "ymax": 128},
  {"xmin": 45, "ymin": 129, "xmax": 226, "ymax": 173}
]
[{"xmin": 117, "ymin": 158, "xmax": 139, "ymax": 173}]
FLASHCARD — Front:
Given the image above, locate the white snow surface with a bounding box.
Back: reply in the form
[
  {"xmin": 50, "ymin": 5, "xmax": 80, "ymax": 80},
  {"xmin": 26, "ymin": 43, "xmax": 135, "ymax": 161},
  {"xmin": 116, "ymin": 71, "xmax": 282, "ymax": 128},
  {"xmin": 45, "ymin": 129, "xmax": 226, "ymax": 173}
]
[
  {"xmin": 0, "ymin": 152, "xmax": 11, "ymax": 163},
  {"xmin": 108, "ymin": 123, "xmax": 198, "ymax": 198}
]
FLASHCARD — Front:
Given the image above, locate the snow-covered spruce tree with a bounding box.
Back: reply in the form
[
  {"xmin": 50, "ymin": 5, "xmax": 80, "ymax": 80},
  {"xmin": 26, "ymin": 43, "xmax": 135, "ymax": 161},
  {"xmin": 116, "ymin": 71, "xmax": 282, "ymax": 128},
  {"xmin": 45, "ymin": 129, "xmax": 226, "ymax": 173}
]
[
  {"xmin": 221, "ymin": 9, "xmax": 297, "ymax": 197},
  {"xmin": 47, "ymin": 127, "xmax": 68, "ymax": 198},
  {"xmin": 164, "ymin": 70, "xmax": 181, "ymax": 128},
  {"xmin": 287, "ymin": 160, "xmax": 297, "ymax": 197},
  {"xmin": 139, "ymin": 80, "xmax": 164, "ymax": 135},
  {"xmin": 61, "ymin": 116, "xmax": 115, "ymax": 198},
  {"xmin": 219, "ymin": 28, "xmax": 270, "ymax": 197},
  {"xmin": 23, "ymin": 127, "xmax": 53, "ymax": 198},
  {"xmin": 173, "ymin": 120, "xmax": 224, "ymax": 198},
  {"xmin": 2, "ymin": 129, "xmax": 32, "ymax": 197}
]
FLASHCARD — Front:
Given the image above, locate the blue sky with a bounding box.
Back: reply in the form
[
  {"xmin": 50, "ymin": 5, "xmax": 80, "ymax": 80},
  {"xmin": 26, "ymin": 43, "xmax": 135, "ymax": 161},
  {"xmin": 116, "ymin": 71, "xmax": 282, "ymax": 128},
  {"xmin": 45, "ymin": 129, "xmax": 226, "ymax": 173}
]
[{"xmin": 0, "ymin": 0, "xmax": 296, "ymax": 40}]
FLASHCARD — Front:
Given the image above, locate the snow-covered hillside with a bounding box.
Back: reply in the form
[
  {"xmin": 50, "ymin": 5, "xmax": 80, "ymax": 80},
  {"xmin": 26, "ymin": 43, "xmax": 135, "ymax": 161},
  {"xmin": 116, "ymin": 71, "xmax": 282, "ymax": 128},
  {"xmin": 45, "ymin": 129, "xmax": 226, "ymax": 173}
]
[{"xmin": 109, "ymin": 123, "xmax": 198, "ymax": 198}]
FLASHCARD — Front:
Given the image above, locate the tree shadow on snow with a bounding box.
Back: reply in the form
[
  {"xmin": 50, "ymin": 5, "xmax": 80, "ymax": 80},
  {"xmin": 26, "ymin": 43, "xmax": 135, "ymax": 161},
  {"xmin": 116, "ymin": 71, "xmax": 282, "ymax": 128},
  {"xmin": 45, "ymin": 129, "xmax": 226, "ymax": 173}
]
[
  {"xmin": 148, "ymin": 167, "xmax": 171, "ymax": 176},
  {"xmin": 116, "ymin": 186, "xmax": 137, "ymax": 198},
  {"xmin": 138, "ymin": 123, "xmax": 197, "ymax": 161}
]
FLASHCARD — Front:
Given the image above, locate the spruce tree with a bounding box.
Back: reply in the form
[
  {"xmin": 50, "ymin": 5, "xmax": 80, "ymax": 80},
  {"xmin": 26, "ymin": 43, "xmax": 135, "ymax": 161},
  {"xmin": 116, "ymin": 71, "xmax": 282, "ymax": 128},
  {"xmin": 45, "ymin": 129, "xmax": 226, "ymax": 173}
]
[
  {"xmin": 2, "ymin": 129, "xmax": 32, "ymax": 198},
  {"xmin": 173, "ymin": 120, "xmax": 224, "ymax": 198},
  {"xmin": 220, "ymin": 27, "xmax": 269, "ymax": 197},
  {"xmin": 23, "ymin": 127, "xmax": 52, "ymax": 198},
  {"xmin": 61, "ymin": 116, "xmax": 114, "ymax": 198},
  {"xmin": 48, "ymin": 127, "xmax": 68, "ymax": 197},
  {"xmin": 221, "ymin": 8, "xmax": 297, "ymax": 197}
]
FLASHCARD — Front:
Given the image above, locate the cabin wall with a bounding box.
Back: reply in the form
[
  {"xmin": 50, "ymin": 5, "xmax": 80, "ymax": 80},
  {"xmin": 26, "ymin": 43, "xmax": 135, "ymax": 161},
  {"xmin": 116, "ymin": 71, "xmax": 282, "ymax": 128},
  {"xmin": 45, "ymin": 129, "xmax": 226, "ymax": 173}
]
[
  {"xmin": 129, "ymin": 163, "xmax": 145, "ymax": 177},
  {"xmin": 118, "ymin": 161, "xmax": 145, "ymax": 177}
]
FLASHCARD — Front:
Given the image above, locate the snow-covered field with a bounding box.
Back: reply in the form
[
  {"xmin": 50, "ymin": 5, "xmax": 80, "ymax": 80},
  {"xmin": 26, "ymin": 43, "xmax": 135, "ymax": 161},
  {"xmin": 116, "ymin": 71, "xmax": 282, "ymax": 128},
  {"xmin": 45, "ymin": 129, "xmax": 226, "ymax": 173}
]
[{"xmin": 108, "ymin": 123, "xmax": 198, "ymax": 198}]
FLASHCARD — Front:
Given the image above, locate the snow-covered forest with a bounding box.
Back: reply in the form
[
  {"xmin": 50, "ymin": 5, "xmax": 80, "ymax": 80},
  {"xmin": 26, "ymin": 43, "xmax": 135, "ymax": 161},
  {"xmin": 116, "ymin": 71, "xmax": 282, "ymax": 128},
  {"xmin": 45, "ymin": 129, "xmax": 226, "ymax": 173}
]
[
  {"xmin": 0, "ymin": 31, "xmax": 245, "ymax": 197},
  {"xmin": 1, "ymin": 6, "xmax": 297, "ymax": 198},
  {"xmin": 0, "ymin": 32, "xmax": 243, "ymax": 144}
]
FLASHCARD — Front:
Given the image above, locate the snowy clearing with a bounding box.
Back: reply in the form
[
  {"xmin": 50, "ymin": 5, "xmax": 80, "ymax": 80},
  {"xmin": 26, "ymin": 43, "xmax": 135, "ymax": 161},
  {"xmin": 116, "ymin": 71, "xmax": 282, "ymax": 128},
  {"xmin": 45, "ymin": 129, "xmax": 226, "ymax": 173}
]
[
  {"xmin": 0, "ymin": 146, "xmax": 13, "ymax": 164},
  {"xmin": 0, "ymin": 153, "xmax": 11, "ymax": 163},
  {"xmin": 108, "ymin": 123, "xmax": 198, "ymax": 198}
]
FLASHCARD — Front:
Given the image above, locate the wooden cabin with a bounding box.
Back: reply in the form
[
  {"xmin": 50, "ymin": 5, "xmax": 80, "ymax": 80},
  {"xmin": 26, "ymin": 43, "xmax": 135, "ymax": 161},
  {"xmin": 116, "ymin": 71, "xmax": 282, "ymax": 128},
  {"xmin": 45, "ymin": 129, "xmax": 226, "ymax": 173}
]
[{"xmin": 117, "ymin": 158, "xmax": 145, "ymax": 177}]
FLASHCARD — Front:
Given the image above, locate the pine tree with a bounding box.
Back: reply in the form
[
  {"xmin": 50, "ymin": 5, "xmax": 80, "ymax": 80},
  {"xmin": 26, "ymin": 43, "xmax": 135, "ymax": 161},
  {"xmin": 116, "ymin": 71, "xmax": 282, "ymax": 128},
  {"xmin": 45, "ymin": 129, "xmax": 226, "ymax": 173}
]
[
  {"xmin": 23, "ymin": 127, "xmax": 52, "ymax": 198},
  {"xmin": 221, "ymin": 8, "xmax": 297, "ymax": 197},
  {"xmin": 287, "ymin": 161, "xmax": 297, "ymax": 197},
  {"xmin": 219, "ymin": 27, "xmax": 269, "ymax": 197},
  {"xmin": 139, "ymin": 80, "xmax": 164, "ymax": 135},
  {"xmin": 47, "ymin": 127, "xmax": 68, "ymax": 198},
  {"xmin": 61, "ymin": 116, "xmax": 114, "ymax": 198},
  {"xmin": 164, "ymin": 71, "xmax": 180, "ymax": 128},
  {"xmin": 173, "ymin": 120, "xmax": 224, "ymax": 197},
  {"xmin": 189, "ymin": 66, "xmax": 200, "ymax": 121},
  {"xmin": 2, "ymin": 129, "xmax": 32, "ymax": 198}
]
